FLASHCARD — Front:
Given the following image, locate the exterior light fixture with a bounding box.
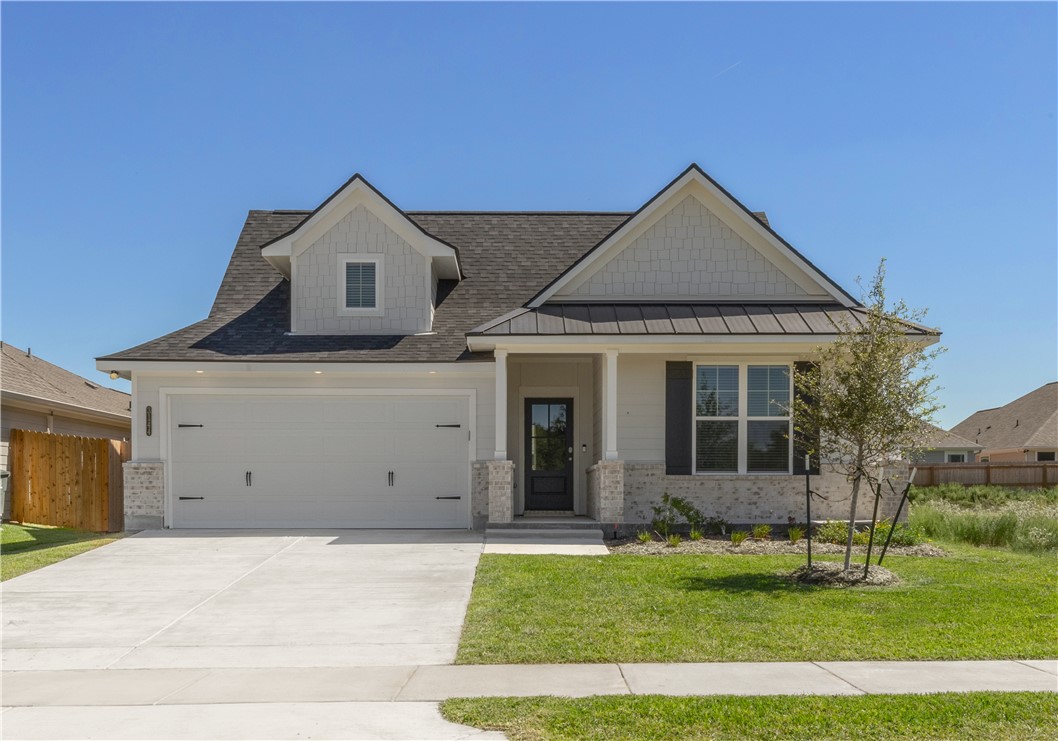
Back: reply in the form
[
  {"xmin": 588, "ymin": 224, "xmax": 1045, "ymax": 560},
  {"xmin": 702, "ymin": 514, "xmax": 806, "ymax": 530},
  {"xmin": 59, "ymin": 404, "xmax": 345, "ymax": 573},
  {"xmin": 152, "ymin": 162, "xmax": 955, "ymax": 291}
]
[
  {"xmin": 195, "ymin": 370, "xmax": 205, "ymax": 374},
  {"xmin": 109, "ymin": 371, "xmax": 120, "ymax": 380},
  {"xmin": 314, "ymin": 371, "xmax": 323, "ymax": 375}
]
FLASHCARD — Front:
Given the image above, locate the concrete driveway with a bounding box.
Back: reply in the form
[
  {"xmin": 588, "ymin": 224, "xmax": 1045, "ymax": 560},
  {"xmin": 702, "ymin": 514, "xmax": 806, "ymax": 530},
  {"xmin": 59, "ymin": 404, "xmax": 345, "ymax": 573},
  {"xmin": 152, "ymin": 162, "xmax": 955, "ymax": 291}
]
[{"xmin": 2, "ymin": 530, "xmax": 501, "ymax": 739}]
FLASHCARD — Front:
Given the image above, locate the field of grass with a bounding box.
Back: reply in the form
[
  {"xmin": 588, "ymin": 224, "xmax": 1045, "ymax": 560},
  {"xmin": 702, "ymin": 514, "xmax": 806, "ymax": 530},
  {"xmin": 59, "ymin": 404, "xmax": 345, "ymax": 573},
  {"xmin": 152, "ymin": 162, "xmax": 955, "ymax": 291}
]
[
  {"xmin": 442, "ymin": 693, "xmax": 1058, "ymax": 741},
  {"xmin": 1, "ymin": 523, "xmax": 122, "ymax": 580},
  {"xmin": 456, "ymin": 545, "xmax": 1056, "ymax": 665},
  {"xmin": 909, "ymin": 485, "xmax": 1058, "ymax": 553}
]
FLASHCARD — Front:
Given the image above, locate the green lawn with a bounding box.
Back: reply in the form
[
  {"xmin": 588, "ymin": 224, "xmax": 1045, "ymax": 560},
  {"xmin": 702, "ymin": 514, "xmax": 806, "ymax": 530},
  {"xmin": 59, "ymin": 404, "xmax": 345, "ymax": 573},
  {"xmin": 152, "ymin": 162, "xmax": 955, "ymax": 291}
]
[
  {"xmin": 456, "ymin": 545, "xmax": 1057, "ymax": 664},
  {"xmin": 442, "ymin": 693, "xmax": 1058, "ymax": 741},
  {"xmin": 1, "ymin": 523, "xmax": 122, "ymax": 580}
]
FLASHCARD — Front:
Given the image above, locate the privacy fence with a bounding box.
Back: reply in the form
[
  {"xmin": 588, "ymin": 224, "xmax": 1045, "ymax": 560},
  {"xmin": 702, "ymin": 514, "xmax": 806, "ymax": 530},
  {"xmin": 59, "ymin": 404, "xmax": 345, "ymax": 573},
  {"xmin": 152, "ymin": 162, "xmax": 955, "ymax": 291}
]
[
  {"xmin": 912, "ymin": 462, "xmax": 1057, "ymax": 488},
  {"xmin": 7, "ymin": 429, "xmax": 130, "ymax": 532}
]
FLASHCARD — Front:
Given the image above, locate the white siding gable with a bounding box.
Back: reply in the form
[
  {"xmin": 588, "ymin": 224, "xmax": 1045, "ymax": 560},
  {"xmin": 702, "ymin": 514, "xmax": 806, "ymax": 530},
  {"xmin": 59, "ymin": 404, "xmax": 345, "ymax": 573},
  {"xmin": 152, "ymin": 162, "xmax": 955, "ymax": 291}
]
[
  {"xmin": 567, "ymin": 195, "xmax": 807, "ymax": 299},
  {"xmin": 293, "ymin": 205, "xmax": 431, "ymax": 334}
]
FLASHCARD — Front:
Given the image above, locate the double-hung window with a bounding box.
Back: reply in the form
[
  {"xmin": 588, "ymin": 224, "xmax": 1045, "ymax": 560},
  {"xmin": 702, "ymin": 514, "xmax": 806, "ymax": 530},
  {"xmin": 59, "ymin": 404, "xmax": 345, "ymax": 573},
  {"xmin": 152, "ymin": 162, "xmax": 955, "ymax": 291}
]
[
  {"xmin": 338, "ymin": 255, "xmax": 383, "ymax": 315},
  {"xmin": 694, "ymin": 363, "xmax": 792, "ymax": 474}
]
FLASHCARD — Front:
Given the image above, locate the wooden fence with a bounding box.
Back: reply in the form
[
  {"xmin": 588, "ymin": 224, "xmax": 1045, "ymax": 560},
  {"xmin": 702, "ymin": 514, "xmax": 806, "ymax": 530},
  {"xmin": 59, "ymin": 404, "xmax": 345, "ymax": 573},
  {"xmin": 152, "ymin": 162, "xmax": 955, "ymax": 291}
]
[
  {"xmin": 912, "ymin": 462, "xmax": 1058, "ymax": 488},
  {"xmin": 8, "ymin": 429, "xmax": 130, "ymax": 532}
]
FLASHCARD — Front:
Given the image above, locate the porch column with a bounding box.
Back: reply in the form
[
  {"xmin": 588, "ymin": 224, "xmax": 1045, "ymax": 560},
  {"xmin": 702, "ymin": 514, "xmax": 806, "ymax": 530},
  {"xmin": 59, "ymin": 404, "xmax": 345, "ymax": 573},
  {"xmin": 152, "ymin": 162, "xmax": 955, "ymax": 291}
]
[
  {"xmin": 494, "ymin": 349, "xmax": 508, "ymax": 460},
  {"xmin": 603, "ymin": 348, "xmax": 619, "ymax": 460}
]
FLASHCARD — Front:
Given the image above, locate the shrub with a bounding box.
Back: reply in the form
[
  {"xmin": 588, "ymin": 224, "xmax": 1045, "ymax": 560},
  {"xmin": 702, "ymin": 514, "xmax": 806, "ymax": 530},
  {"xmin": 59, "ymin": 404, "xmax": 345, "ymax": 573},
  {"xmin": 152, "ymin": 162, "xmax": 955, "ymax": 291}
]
[
  {"xmin": 814, "ymin": 520, "xmax": 850, "ymax": 544},
  {"xmin": 636, "ymin": 530, "xmax": 653, "ymax": 544},
  {"xmin": 665, "ymin": 533, "xmax": 682, "ymax": 548},
  {"xmin": 689, "ymin": 528, "xmax": 704, "ymax": 541},
  {"xmin": 731, "ymin": 530, "xmax": 749, "ymax": 546},
  {"xmin": 706, "ymin": 516, "xmax": 729, "ymax": 536},
  {"xmin": 651, "ymin": 495, "xmax": 680, "ymax": 537},
  {"xmin": 872, "ymin": 519, "xmax": 922, "ymax": 547},
  {"xmin": 788, "ymin": 526, "xmax": 805, "ymax": 544},
  {"xmin": 665, "ymin": 495, "xmax": 706, "ymax": 530},
  {"xmin": 751, "ymin": 523, "xmax": 772, "ymax": 540}
]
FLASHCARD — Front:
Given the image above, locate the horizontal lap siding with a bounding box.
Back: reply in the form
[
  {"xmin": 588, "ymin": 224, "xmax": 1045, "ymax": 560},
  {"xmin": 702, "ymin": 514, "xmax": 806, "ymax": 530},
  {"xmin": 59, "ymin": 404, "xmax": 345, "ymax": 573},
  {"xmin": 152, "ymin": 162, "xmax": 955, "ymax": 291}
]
[{"xmin": 616, "ymin": 355, "xmax": 666, "ymax": 462}]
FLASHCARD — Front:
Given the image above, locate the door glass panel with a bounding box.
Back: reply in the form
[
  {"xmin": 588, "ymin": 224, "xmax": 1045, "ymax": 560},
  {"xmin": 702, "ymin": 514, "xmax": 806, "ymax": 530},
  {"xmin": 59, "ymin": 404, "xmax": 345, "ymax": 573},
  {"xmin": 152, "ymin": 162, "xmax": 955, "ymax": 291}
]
[{"xmin": 529, "ymin": 403, "xmax": 569, "ymax": 471}]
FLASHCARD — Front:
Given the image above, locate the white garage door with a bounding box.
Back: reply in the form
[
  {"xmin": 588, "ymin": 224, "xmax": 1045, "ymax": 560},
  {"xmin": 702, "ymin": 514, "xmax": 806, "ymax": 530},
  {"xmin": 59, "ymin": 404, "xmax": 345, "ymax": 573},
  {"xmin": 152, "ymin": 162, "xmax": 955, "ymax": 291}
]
[{"xmin": 169, "ymin": 394, "xmax": 470, "ymax": 528}]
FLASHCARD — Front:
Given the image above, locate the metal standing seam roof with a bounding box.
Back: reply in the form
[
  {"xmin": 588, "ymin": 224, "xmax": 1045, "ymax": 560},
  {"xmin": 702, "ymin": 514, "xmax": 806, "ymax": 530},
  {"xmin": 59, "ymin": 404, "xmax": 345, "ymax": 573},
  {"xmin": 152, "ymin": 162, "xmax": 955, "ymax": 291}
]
[{"xmin": 469, "ymin": 303, "xmax": 935, "ymax": 337}]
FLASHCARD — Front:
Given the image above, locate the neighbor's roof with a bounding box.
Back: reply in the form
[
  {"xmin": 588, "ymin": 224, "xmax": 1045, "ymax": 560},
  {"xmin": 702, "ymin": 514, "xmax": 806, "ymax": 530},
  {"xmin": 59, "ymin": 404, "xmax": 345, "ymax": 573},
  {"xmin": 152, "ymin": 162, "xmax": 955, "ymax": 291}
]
[
  {"xmin": 469, "ymin": 303, "xmax": 934, "ymax": 337},
  {"xmin": 917, "ymin": 424, "xmax": 981, "ymax": 451},
  {"xmin": 950, "ymin": 382, "xmax": 1058, "ymax": 451},
  {"xmin": 1, "ymin": 342, "xmax": 131, "ymax": 418}
]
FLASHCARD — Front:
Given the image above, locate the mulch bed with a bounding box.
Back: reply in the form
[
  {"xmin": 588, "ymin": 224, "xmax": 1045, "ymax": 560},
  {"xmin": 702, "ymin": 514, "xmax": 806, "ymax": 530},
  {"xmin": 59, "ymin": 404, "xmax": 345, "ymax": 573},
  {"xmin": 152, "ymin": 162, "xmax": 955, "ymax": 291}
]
[
  {"xmin": 608, "ymin": 535, "xmax": 946, "ymax": 558},
  {"xmin": 788, "ymin": 561, "xmax": 901, "ymax": 587}
]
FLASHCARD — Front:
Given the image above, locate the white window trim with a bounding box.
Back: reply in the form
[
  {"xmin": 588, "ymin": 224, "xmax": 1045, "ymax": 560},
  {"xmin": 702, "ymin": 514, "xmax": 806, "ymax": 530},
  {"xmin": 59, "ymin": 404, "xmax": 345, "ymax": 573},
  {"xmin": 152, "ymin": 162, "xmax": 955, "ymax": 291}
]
[
  {"xmin": 337, "ymin": 254, "xmax": 384, "ymax": 317},
  {"xmin": 692, "ymin": 361, "xmax": 793, "ymax": 475}
]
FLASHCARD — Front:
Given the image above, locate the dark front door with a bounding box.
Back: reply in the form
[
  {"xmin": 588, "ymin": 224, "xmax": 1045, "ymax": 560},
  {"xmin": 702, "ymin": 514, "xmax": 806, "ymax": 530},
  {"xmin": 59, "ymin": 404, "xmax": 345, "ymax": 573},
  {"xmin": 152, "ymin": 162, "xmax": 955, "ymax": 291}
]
[{"xmin": 524, "ymin": 398, "xmax": 574, "ymax": 511}]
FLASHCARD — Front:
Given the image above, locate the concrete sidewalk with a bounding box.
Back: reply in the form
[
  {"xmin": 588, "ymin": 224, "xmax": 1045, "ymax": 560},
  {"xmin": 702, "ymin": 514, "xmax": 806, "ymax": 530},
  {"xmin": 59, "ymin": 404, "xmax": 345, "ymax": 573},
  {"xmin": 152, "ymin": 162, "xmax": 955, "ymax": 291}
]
[{"xmin": 4, "ymin": 660, "xmax": 1054, "ymax": 707}]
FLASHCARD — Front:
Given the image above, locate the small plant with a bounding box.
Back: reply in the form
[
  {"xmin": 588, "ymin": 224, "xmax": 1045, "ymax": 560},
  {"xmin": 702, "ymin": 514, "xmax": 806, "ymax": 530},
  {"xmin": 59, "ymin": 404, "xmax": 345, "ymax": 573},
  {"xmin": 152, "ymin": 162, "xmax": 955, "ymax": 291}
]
[
  {"xmin": 814, "ymin": 520, "xmax": 851, "ymax": 544},
  {"xmin": 636, "ymin": 530, "xmax": 653, "ymax": 544},
  {"xmin": 689, "ymin": 528, "xmax": 704, "ymax": 541},
  {"xmin": 731, "ymin": 530, "xmax": 749, "ymax": 546},
  {"xmin": 665, "ymin": 533, "xmax": 682, "ymax": 548},
  {"xmin": 651, "ymin": 494, "xmax": 680, "ymax": 537},
  {"xmin": 751, "ymin": 523, "xmax": 772, "ymax": 540},
  {"xmin": 666, "ymin": 495, "xmax": 706, "ymax": 530},
  {"xmin": 705, "ymin": 516, "xmax": 729, "ymax": 535},
  {"xmin": 788, "ymin": 526, "xmax": 805, "ymax": 544}
]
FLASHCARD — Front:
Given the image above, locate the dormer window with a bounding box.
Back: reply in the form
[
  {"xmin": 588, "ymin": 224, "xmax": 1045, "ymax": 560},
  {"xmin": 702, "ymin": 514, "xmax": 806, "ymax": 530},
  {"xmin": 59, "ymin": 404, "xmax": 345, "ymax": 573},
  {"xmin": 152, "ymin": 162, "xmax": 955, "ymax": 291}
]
[{"xmin": 338, "ymin": 255, "xmax": 383, "ymax": 315}]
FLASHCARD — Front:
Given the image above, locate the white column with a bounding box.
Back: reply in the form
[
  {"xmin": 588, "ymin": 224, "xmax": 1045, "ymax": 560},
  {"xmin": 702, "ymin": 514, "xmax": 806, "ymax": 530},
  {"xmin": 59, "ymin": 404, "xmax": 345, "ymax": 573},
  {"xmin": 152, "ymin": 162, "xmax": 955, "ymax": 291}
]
[
  {"xmin": 604, "ymin": 349, "xmax": 619, "ymax": 460},
  {"xmin": 494, "ymin": 349, "xmax": 508, "ymax": 460}
]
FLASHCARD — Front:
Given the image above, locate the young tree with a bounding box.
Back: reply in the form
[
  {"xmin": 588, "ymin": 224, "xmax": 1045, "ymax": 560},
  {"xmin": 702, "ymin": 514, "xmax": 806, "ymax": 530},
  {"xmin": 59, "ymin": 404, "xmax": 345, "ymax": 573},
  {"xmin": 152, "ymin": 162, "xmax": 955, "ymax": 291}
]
[{"xmin": 793, "ymin": 259, "xmax": 942, "ymax": 571}]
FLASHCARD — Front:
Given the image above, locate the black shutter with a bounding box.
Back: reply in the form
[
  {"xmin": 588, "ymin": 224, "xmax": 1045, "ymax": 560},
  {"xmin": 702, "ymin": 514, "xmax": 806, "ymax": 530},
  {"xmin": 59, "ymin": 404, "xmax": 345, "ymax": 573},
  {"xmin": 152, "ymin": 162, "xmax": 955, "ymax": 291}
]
[
  {"xmin": 792, "ymin": 361, "xmax": 821, "ymax": 475},
  {"xmin": 665, "ymin": 361, "xmax": 693, "ymax": 475}
]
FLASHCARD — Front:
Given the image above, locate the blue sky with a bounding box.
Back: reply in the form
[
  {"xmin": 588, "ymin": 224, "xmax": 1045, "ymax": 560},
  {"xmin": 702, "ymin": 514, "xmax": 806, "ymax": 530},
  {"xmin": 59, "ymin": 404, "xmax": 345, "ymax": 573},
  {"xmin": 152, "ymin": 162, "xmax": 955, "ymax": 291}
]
[{"xmin": 2, "ymin": 2, "xmax": 1055, "ymax": 429}]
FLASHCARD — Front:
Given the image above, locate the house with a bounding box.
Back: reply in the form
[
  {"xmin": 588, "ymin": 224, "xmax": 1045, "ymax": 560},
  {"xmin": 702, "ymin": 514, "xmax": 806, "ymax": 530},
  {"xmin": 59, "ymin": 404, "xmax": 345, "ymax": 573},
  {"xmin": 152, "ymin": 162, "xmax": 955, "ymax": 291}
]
[
  {"xmin": 97, "ymin": 164, "xmax": 937, "ymax": 531},
  {"xmin": 2, "ymin": 342, "xmax": 131, "ymax": 517},
  {"xmin": 951, "ymin": 382, "xmax": 1057, "ymax": 463},
  {"xmin": 909, "ymin": 424, "xmax": 982, "ymax": 464}
]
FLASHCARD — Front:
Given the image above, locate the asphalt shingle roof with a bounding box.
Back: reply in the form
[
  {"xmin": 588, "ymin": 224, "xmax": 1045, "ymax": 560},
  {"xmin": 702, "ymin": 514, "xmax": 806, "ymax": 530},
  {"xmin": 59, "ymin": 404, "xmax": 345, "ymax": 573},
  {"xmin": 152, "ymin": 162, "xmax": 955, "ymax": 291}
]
[
  {"xmin": 2, "ymin": 342, "xmax": 131, "ymax": 417},
  {"xmin": 951, "ymin": 382, "xmax": 1058, "ymax": 451},
  {"xmin": 99, "ymin": 211, "xmax": 630, "ymax": 363}
]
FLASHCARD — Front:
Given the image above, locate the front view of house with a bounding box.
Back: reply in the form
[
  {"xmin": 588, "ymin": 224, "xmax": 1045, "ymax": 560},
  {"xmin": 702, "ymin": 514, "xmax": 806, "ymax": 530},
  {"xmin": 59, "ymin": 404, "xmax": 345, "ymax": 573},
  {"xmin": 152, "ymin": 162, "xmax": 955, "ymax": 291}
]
[{"xmin": 99, "ymin": 165, "xmax": 934, "ymax": 530}]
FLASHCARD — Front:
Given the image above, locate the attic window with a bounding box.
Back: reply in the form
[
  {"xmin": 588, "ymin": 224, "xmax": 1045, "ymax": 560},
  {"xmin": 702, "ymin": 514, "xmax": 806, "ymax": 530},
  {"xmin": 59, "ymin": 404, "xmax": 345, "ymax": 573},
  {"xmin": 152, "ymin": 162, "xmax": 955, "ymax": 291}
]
[{"xmin": 338, "ymin": 255, "xmax": 383, "ymax": 315}]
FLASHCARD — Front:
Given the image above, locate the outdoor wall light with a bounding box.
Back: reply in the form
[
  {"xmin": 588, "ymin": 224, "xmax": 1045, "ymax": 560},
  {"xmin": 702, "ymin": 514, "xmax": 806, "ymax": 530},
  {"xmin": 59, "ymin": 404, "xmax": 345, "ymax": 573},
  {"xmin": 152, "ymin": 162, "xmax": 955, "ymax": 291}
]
[
  {"xmin": 109, "ymin": 371, "xmax": 120, "ymax": 380},
  {"xmin": 314, "ymin": 371, "xmax": 323, "ymax": 375},
  {"xmin": 195, "ymin": 370, "xmax": 205, "ymax": 374}
]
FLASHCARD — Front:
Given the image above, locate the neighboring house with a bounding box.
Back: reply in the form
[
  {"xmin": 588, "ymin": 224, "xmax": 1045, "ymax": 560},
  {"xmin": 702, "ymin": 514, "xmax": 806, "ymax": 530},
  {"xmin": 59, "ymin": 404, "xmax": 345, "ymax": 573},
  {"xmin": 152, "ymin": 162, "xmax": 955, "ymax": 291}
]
[
  {"xmin": 97, "ymin": 164, "xmax": 937, "ymax": 531},
  {"xmin": 908, "ymin": 424, "xmax": 981, "ymax": 464},
  {"xmin": 951, "ymin": 382, "xmax": 1058, "ymax": 463},
  {"xmin": 1, "ymin": 342, "xmax": 131, "ymax": 517}
]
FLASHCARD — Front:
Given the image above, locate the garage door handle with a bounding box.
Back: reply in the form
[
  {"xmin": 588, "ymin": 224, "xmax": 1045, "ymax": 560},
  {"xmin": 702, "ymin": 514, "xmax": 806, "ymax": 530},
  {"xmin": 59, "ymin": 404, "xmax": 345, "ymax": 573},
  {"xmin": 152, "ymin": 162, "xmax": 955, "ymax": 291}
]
[
  {"xmin": 246, "ymin": 471, "xmax": 252, "ymax": 487},
  {"xmin": 179, "ymin": 496, "xmax": 204, "ymax": 500},
  {"xmin": 436, "ymin": 496, "xmax": 461, "ymax": 500}
]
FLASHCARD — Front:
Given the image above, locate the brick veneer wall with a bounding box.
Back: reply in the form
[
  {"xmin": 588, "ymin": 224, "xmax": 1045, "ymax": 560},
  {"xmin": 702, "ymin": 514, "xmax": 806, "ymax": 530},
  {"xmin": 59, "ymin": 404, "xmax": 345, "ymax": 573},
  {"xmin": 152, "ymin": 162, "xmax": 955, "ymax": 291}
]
[
  {"xmin": 124, "ymin": 461, "xmax": 164, "ymax": 530},
  {"xmin": 587, "ymin": 461, "xmax": 625, "ymax": 524},
  {"xmin": 623, "ymin": 463, "xmax": 905, "ymax": 525},
  {"xmin": 470, "ymin": 462, "xmax": 491, "ymax": 529},
  {"xmin": 484, "ymin": 460, "xmax": 515, "ymax": 524}
]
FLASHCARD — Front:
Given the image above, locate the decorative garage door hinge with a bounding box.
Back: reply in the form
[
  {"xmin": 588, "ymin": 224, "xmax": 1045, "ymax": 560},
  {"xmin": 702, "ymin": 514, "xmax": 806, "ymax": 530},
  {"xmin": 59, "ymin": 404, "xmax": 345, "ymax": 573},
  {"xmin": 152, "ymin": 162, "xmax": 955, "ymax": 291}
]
[{"xmin": 178, "ymin": 424, "xmax": 204, "ymax": 428}]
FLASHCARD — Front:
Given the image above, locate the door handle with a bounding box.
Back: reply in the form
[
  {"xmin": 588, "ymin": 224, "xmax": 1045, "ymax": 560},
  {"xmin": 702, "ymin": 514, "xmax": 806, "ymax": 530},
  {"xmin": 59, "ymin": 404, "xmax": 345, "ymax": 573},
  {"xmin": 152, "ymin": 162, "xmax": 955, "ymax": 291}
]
[
  {"xmin": 388, "ymin": 471, "xmax": 394, "ymax": 487},
  {"xmin": 246, "ymin": 471, "xmax": 252, "ymax": 487}
]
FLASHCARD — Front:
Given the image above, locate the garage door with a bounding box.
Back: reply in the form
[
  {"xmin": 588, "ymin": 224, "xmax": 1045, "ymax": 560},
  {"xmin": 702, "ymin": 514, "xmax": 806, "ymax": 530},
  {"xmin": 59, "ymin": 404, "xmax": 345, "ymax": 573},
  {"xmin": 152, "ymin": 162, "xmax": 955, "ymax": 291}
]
[{"xmin": 169, "ymin": 394, "xmax": 470, "ymax": 528}]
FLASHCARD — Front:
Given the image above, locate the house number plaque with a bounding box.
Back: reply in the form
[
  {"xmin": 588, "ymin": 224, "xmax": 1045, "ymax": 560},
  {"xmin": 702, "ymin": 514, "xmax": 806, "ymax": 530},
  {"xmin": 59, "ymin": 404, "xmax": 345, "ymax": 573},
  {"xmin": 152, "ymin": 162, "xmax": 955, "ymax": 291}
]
[{"xmin": 146, "ymin": 405, "xmax": 153, "ymax": 436}]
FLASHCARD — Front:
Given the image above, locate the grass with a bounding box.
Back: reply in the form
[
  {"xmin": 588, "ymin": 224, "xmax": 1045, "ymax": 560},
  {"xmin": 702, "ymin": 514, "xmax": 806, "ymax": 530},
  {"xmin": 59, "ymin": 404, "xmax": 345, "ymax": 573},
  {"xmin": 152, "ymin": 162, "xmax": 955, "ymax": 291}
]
[
  {"xmin": 1, "ymin": 523, "xmax": 122, "ymax": 580},
  {"xmin": 442, "ymin": 693, "xmax": 1058, "ymax": 741},
  {"xmin": 455, "ymin": 545, "xmax": 1056, "ymax": 664},
  {"xmin": 909, "ymin": 485, "xmax": 1058, "ymax": 553}
]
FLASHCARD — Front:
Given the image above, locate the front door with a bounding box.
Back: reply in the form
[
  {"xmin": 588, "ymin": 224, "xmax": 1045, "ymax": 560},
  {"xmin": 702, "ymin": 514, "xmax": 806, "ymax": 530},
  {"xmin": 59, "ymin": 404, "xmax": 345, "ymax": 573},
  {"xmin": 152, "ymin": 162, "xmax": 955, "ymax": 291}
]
[{"xmin": 524, "ymin": 398, "xmax": 574, "ymax": 511}]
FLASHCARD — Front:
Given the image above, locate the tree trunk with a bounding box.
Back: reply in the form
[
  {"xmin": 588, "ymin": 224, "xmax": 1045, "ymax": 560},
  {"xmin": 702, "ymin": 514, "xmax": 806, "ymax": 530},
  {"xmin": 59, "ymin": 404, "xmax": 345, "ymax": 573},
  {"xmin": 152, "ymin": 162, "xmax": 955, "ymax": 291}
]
[{"xmin": 844, "ymin": 472, "xmax": 862, "ymax": 571}]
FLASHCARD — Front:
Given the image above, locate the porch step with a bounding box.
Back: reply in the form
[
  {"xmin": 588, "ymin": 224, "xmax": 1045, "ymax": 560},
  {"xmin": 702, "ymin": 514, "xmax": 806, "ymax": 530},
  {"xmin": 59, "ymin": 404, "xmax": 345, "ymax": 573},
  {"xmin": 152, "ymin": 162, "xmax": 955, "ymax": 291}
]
[
  {"xmin": 487, "ymin": 518, "xmax": 605, "ymax": 531},
  {"xmin": 485, "ymin": 527, "xmax": 605, "ymax": 544}
]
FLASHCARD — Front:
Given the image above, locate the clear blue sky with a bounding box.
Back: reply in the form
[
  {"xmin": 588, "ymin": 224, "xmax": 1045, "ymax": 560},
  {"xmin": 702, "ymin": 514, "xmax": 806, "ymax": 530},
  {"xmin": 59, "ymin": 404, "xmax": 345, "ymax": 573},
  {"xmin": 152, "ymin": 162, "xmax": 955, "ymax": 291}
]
[{"xmin": 2, "ymin": 2, "xmax": 1055, "ymax": 429}]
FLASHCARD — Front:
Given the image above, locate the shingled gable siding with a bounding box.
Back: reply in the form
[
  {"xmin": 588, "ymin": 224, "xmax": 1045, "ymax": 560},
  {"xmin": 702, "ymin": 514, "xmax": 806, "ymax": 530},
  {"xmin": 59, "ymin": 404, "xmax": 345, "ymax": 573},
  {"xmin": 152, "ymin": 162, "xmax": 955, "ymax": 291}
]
[
  {"xmin": 293, "ymin": 204, "xmax": 431, "ymax": 334},
  {"xmin": 569, "ymin": 195, "xmax": 808, "ymax": 299}
]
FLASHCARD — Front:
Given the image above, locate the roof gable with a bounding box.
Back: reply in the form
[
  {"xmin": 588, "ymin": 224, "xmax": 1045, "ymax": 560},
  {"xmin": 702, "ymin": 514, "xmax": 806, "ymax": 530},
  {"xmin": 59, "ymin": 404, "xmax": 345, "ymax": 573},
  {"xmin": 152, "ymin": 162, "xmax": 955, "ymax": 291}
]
[
  {"xmin": 531, "ymin": 164, "xmax": 856, "ymax": 307},
  {"xmin": 259, "ymin": 174, "xmax": 461, "ymax": 280}
]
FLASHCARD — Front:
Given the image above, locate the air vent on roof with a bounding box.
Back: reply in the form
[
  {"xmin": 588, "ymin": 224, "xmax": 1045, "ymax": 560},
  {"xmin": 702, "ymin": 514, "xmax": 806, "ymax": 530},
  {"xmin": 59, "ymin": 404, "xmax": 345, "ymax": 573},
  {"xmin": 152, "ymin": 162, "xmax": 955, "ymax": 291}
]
[{"xmin": 84, "ymin": 381, "xmax": 98, "ymax": 390}]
